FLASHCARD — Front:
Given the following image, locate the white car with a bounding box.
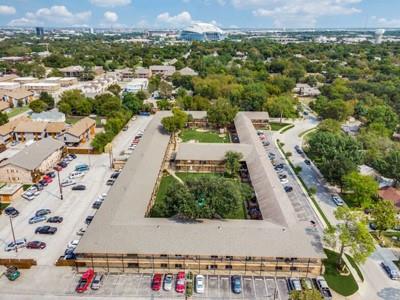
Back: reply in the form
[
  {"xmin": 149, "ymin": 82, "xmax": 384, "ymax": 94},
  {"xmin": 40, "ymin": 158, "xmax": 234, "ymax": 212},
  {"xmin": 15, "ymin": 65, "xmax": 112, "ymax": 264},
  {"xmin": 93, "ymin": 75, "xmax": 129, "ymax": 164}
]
[
  {"xmin": 289, "ymin": 277, "xmax": 302, "ymax": 291},
  {"xmin": 5, "ymin": 238, "xmax": 27, "ymax": 252},
  {"xmin": 61, "ymin": 179, "xmax": 76, "ymax": 187},
  {"xmin": 22, "ymin": 192, "xmax": 35, "ymax": 201},
  {"xmin": 76, "ymin": 228, "xmax": 86, "ymax": 236},
  {"xmin": 69, "ymin": 171, "xmax": 85, "ymax": 179},
  {"xmin": 163, "ymin": 273, "xmax": 173, "ymax": 291},
  {"xmin": 280, "ymin": 178, "xmax": 289, "ymax": 184},
  {"xmin": 67, "ymin": 240, "xmax": 79, "ymax": 249},
  {"xmin": 195, "ymin": 275, "xmax": 205, "ymax": 294},
  {"xmin": 331, "ymin": 195, "xmax": 344, "ymax": 206}
]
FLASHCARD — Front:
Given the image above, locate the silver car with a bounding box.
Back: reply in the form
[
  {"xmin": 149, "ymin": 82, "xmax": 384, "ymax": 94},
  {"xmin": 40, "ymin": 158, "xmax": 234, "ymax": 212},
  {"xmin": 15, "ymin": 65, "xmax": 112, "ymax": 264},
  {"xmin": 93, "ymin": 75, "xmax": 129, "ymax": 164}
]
[
  {"xmin": 91, "ymin": 274, "xmax": 104, "ymax": 290},
  {"xmin": 5, "ymin": 238, "xmax": 27, "ymax": 252}
]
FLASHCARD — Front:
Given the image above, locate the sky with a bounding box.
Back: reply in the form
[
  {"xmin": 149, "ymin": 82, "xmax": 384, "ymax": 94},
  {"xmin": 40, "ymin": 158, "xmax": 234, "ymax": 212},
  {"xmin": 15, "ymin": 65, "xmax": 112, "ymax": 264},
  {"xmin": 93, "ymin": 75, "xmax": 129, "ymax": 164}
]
[{"xmin": 0, "ymin": 0, "xmax": 400, "ymax": 29}]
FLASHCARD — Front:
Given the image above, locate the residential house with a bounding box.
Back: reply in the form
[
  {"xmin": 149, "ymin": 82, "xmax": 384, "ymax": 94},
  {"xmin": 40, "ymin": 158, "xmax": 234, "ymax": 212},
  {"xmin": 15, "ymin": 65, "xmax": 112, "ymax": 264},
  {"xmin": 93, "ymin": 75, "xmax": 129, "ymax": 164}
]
[
  {"xmin": 135, "ymin": 67, "xmax": 152, "ymax": 79},
  {"xmin": 177, "ymin": 67, "xmax": 198, "ymax": 76},
  {"xmin": 64, "ymin": 117, "xmax": 96, "ymax": 146},
  {"xmin": 0, "ymin": 116, "xmax": 30, "ymax": 144},
  {"xmin": 149, "ymin": 65, "xmax": 176, "ymax": 77},
  {"xmin": 293, "ymin": 83, "xmax": 321, "ymax": 97},
  {"xmin": 14, "ymin": 121, "xmax": 48, "ymax": 142},
  {"xmin": 13, "ymin": 77, "xmax": 38, "ymax": 85},
  {"xmin": 0, "ymin": 184, "xmax": 23, "ymax": 205},
  {"xmin": 59, "ymin": 66, "xmax": 84, "ymax": 77},
  {"xmin": 0, "ymin": 138, "xmax": 65, "ymax": 183},
  {"xmin": 378, "ymin": 187, "xmax": 400, "ymax": 211},
  {"xmin": 0, "ymin": 88, "xmax": 34, "ymax": 107},
  {"xmin": 45, "ymin": 122, "xmax": 66, "ymax": 139}
]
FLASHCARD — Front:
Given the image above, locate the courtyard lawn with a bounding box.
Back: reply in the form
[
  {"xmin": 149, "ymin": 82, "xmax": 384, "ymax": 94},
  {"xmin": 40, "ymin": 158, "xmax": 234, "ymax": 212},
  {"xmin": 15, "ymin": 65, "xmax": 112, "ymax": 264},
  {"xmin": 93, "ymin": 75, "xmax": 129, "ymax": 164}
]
[
  {"xmin": 269, "ymin": 122, "xmax": 291, "ymax": 131},
  {"xmin": 7, "ymin": 106, "xmax": 30, "ymax": 118},
  {"xmin": 151, "ymin": 172, "xmax": 247, "ymax": 220},
  {"xmin": 323, "ymin": 248, "xmax": 359, "ymax": 296},
  {"xmin": 180, "ymin": 128, "xmax": 229, "ymax": 143}
]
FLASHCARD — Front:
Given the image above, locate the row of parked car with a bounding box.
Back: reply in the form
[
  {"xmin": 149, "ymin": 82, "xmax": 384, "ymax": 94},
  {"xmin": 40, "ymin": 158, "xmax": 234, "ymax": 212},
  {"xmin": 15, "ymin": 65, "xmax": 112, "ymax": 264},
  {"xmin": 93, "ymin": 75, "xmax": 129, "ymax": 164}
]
[{"xmin": 288, "ymin": 277, "xmax": 332, "ymax": 300}]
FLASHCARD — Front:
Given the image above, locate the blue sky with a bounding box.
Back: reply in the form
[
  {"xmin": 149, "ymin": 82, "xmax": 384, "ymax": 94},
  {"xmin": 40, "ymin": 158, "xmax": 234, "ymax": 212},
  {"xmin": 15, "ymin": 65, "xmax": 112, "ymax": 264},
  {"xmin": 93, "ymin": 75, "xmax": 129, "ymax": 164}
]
[{"xmin": 0, "ymin": 0, "xmax": 400, "ymax": 29}]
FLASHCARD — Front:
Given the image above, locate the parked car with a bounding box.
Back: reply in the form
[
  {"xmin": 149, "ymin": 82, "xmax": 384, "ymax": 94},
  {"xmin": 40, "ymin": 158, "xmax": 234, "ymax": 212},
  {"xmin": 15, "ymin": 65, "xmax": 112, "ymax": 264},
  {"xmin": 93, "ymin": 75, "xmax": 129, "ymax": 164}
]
[
  {"xmin": 4, "ymin": 207, "xmax": 19, "ymax": 218},
  {"xmin": 163, "ymin": 273, "xmax": 173, "ymax": 291},
  {"xmin": 72, "ymin": 184, "xmax": 86, "ymax": 191},
  {"xmin": 152, "ymin": 273, "xmax": 162, "ymax": 291},
  {"xmin": 231, "ymin": 275, "xmax": 242, "ymax": 294},
  {"xmin": 110, "ymin": 172, "xmax": 120, "ymax": 179},
  {"xmin": 284, "ymin": 186, "xmax": 293, "ymax": 192},
  {"xmin": 195, "ymin": 274, "xmax": 205, "ymax": 294},
  {"xmin": 57, "ymin": 161, "xmax": 67, "ymax": 168},
  {"xmin": 295, "ymin": 145, "xmax": 303, "ymax": 154},
  {"xmin": 35, "ymin": 209, "xmax": 51, "ymax": 217},
  {"xmin": 91, "ymin": 273, "xmax": 104, "ymax": 290},
  {"xmin": 29, "ymin": 215, "xmax": 47, "ymax": 224},
  {"xmin": 47, "ymin": 216, "xmax": 63, "ymax": 223},
  {"xmin": 5, "ymin": 266, "xmax": 20, "ymax": 281},
  {"xmin": 69, "ymin": 171, "xmax": 85, "ymax": 179},
  {"xmin": 92, "ymin": 201, "xmax": 102, "ymax": 209},
  {"xmin": 33, "ymin": 183, "xmax": 44, "ymax": 191},
  {"xmin": 75, "ymin": 164, "xmax": 89, "ymax": 172},
  {"xmin": 69, "ymin": 153, "xmax": 77, "ymax": 159},
  {"xmin": 304, "ymin": 159, "xmax": 311, "ymax": 165},
  {"xmin": 35, "ymin": 226, "xmax": 57, "ymax": 235},
  {"xmin": 316, "ymin": 276, "xmax": 333, "ymax": 300},
  {"xmin": 22, "ymin": 193, "xmax": 35, "ymax": 201},
  {"xmin": 279, "ymin": 174, "xmax": 287, "ymax": 179},
  {"xmin": 26, "ymin": 241, "xmax": 46, "ymax": 249},
  {"xmin": 175, "ymin": 272, "xmax": 185, "ymax": 293},
  {"xmin": 4, "ymin": 238, "xmax": 27, "ymax": 252},
  {"xmin": 76, "ymin": 269, "xmax": 95, "ymax": 293},
  {"xmin": 61, "ymin": 179, "xmax": 76, "ymax": 187},
  {"xmin": 76, "ymin": 228, "xmax": 86, "ymax": 236},
  {"xmin": 280, "ymin": 178, "xmax": 289, "ymax": 184},
  {"xmin": 85, "ymin": 216, "xmax": 94, "ymax": 225},
  {"xmin": 331, "ymin": 194, "xmax": 344, "ymax": 206},
  {"xmin": 106, "ymin": 179, "xmax": 115, "ymax": 186},
  {"xmin": 65, "ymin": 251, "xmax": 77, "ymax": 260},
  {"xmin": 54, "ymin": 165, "xmax": 62, "ymax": 172},
  {"xmin": 38, "ymin": 179, "xmax": 48, "ymax": 186},
  {"xmin": 67, "ymin": 240, "xmax": 79, "ymax": 249},
  {"xmin": 289, "ymin": 277, "xmax": 302, "ymax": 291},
  {"xmin": 381, "ymin": 261, "xmax": 400, "ymax": 280},
  {"xmin": 43, "ymin": 176, "xmax": 53, "ymax": 183},
  {"xmin": 46, "ymin": 171, "xmax": 56, "ymax": 178},
  {"xmin": 301, "ymin": 278, "xmax": 313, "ymax": 290}
]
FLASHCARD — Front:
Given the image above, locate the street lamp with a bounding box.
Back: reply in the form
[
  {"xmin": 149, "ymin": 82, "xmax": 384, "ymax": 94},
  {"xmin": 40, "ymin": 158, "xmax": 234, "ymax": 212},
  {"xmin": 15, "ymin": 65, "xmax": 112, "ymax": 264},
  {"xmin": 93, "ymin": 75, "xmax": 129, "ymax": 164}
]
[
  {"xmin": 9, "ymin": 216, "xmax": 17, "ymax": 253},
  {"xmin": 57, "ymin": 170, "xmax": 63, "ymax": 200}
]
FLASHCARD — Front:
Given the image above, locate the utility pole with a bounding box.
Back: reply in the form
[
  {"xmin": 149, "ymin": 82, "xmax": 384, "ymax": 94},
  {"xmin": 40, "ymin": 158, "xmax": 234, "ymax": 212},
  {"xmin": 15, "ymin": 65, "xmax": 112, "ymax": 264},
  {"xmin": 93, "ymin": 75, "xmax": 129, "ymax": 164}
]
[
  {"xmin": 9, "ymin": 216, "xmax": 17, "ymax": 253},
  {"xmin": 57, "ymin": 170, "xmax": 63, "ymax": 200}
]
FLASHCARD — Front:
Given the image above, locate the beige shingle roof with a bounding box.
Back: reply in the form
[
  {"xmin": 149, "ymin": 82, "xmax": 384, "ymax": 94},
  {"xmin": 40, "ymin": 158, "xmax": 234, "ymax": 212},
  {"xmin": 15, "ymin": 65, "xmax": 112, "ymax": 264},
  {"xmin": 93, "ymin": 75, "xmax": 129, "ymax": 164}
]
[
  {"xmin": 65, "ymin": 117, "xmax": 95, "ymax": 137},
  {"xmin": 14, "ymin": 121, "xmax": 48, "ymax": 133},
  {"xmin": 0, "ymin": 116, "xmax": 29, "ymax": 136},
  {"xmin": 0, "ymin": 101, "xmax": 10, "ymax": 111},
  {"xmin": 46, "ymin": 122, "xmax": 65, "ymax": 133},
  {"xmin": 0, "ymin": 88, "xmax": 33, "ymax": 100}
]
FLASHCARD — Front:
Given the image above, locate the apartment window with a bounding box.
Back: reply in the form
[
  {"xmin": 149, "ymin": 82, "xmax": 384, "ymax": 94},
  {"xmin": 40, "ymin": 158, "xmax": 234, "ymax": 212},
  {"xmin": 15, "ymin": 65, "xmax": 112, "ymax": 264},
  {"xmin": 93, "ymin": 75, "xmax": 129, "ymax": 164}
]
[
  {"xmin": 160, "ymin": 254, "xmax": 168, "ymax": 258},
  {"xmin": 275, "ymin": 266, "xmax": 283, "ymax": 271},
  {"xmin": 245, "ymin": 257, "xmax": 252, "ymax": 261},
  {"xmin": 175, "ymin": 255, "xmax": 183, "ymax": 258},
  {"xmin": 127, "ymin": 263, "xmax": 139, "ymax": 268},
  {"xmin": 208, "ymin": 265, "xmax": 218, "ymax": 270},
  {"xmin": 290, "ymin": 267, "xmax": 297, "ymax": 271},
  {"xmin": 161, "ymin": 264, "xmax": 168, "ymax": 268},
  {"xmin": 225, "ymin": 256, "xmax": 233, "ymax": 260},
  {"xmin": 225, "ymin": 265, "xmax": 232, "ymax": 270},
  {"xmin": 210, "ymin": 255, "xmax": 218, "ymax": 259},
  {"xmin": 175, "ymin": 264, "xmax": 183, "ymax": 269}
]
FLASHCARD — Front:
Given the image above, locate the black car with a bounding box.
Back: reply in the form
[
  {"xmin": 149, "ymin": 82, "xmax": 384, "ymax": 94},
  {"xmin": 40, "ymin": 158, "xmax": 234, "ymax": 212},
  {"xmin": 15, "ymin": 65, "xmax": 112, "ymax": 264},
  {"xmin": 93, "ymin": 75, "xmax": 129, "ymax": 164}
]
[
  {"xmin": 295, "ymin": 145, "xmax": 303, "ymax": 154},
  {"xmin": 284, "ymin": 186, "xmax": 293, "ymax": 192},
  {"xmin": 106, "ymin": 179, "xmax": 115, "ymax": 186},
  {"xmin": 33, "ymin": 183, "xmax": 44, "ymax": 191},
  {"xmin": 38, "ymin": 179, "xmax": 48, "ymax": 186},
  {"xmin": 72, "ymin": 185, "xmax": 86, "ymax": 191},
  {"xmin": 35, "ymin": 209, "xmax": 51, "ymax": 217},
  {"xmin": 35, "ymin": 226, "xmax": 57, "ymax": 234},
  {"xmin": 46, "ymin": 171, "xmax": 56, "ymax": 178},
  {"xmin": 304, "ymin": 159, "xmax": 311, "ymax": 165},
  {"xmin": 57, "ymin": 162, "xmax": 68, "ymax": 168},
  {"xmin": 110, "ymin": 172, "xmax": 120, "ymax": 179},
  {"xmin": 69, "ymin": 153, "xmax": 77, "ymax": 159},
  {"xmin": 47, "ymin": 216, "xmax": 63, "ymax": 223},
  {"xmin": 92, "ymin": 201, "xmax": 102, "ymax": 209},
  {"xmin": 4, "ymin": 207, "xmax": 19, "ymax": 218},
  {"xmin": 85, "ymin": 216, "xmax": 94, "ymax": 225}
]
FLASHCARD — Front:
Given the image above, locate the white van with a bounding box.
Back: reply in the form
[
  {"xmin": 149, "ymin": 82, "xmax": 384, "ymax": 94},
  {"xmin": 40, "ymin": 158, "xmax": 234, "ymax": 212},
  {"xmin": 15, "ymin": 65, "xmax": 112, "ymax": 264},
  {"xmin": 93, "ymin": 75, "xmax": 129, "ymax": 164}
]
[{"xmin": 69, "ymin": 171, "xmax": 84, "ymax": 179}]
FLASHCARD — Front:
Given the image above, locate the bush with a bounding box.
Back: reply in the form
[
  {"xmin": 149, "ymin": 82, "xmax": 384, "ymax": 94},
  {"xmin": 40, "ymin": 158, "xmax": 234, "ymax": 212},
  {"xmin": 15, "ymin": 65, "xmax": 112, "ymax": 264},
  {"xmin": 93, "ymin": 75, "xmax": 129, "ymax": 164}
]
[
  {"xmin": 286, "ymin": 151, "xmax": 292, "ymax": 157},
  {"xmin": 309, "ymin": 186, "xmax": 317, "ymax": 195}
]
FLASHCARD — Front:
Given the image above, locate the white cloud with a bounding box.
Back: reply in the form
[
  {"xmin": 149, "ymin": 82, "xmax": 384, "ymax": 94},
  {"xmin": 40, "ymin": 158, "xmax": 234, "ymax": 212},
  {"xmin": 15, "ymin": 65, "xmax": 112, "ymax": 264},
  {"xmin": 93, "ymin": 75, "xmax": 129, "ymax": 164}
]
[
  {"xmin": 156, "ymin": 11, "xmax": 193, "ymax": 27},
  {"xmin": 8, "ymin": 6, "xmax": 91, "ymax": 27},
  {"xmin": 90, "ymin": 0, "xmax": 131, "ymax": 7},
  {"xmin": 104, "ymin": 11, "xmax": 118, "ymax": 23},
  {"xmin": 0, "ymin": 5, "xmax": 16, "ymax": 15},
  {"xmin": 241, "ymin": 0, "xmax": 362, "ymax": 27},
  {"xmin": 371, "ymin": 16, "xmax": 400, "ymax": 28}
]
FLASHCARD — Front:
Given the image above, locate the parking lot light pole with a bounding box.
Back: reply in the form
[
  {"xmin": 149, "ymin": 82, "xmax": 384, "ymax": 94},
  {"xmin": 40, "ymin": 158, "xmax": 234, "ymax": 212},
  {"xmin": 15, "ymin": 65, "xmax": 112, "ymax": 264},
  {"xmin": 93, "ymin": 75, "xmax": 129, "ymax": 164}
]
[
  {"xmin": 9, "ymin": 216, "xmax": 17, "ymax": 253},
  {"xmin": 57, "ymin": 170, "xmax": 63, "ymax": 200}
]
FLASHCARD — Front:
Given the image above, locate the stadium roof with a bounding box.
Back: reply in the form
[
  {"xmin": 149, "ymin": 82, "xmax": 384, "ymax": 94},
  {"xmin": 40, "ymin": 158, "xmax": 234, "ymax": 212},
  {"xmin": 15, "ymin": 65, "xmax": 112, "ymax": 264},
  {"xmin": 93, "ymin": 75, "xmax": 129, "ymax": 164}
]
[{"xmin": 182, "ymin": 22, "xmax": 224, "ymax": 34}]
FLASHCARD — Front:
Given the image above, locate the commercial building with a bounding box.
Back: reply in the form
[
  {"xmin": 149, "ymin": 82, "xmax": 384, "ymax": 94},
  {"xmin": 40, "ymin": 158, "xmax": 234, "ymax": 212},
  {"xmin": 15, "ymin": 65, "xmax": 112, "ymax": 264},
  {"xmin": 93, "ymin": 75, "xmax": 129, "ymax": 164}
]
[
  {"xmin": 123, "ymin": 79, "xmax": 149, "ymax": 93},
  {"xmin": 76, "ymin": 112, "xmax": 324, "ymax": 277},
  {"xmin": 180, "ymin": 22, "xmax": 225, "ymax": 41},
  {"xmin": 0, "ymin": 184, "xmax": 23, "ymax": 205},
  {"xmin": 0, "ymin": 138, "xmax": 64, "ymax": 183},
  {"xmin": 36, "ymin": 27, "xmax": 44, "ymax": 37},
  {"xmin": 64, "ymin": 117, "xmax": 96, "ymax": 146}
]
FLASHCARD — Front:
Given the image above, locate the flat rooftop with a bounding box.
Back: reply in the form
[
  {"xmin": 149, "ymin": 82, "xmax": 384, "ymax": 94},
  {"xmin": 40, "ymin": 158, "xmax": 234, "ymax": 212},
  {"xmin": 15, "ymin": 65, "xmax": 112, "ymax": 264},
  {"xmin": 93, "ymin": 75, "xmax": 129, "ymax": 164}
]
[{"xmin": 77, "ymin": 111, "xmax": 323, "ymax": 259}]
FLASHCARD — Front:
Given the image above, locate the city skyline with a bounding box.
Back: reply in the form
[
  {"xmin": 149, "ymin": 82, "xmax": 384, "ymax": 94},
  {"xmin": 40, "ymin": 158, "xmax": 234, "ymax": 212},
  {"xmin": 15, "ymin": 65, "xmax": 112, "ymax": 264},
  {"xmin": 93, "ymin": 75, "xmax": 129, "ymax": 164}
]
[{"xmin": 0, "ymin": 0, "xmax": 400, "ymax": 29}]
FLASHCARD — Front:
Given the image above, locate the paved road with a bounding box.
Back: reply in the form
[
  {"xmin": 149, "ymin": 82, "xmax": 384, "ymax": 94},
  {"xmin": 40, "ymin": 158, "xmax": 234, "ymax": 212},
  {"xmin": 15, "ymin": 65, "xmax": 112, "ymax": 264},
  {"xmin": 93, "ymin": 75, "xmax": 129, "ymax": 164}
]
[{"xmin": 276, "ymin": 113, "xmax": 400, "ymax": 300}]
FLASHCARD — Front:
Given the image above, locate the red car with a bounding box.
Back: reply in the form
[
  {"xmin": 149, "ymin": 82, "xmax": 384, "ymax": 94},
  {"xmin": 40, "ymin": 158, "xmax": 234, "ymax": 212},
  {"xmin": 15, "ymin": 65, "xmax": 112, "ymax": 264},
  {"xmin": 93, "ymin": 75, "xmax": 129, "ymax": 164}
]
[
  {"xmin": 26, "ymin": 241, "xmax": 46, "ymax": 249},
  {"xmin": 76, "ymin": 269, "xmax": 95, "ymax": 293},
  {"xmin": 151, "ymin": 273, "xmax": 162, "ymax": 291},
  {"xmin": 43, "ymin": 176, "xmax": 53, "ymax": 183},
  {"xmin": 54, "ymin": 166, "xmax": 62, "ymax": 172},
  {"xmin": 175, "ymin": 272, "xmax": 185, "ymax": 293}
]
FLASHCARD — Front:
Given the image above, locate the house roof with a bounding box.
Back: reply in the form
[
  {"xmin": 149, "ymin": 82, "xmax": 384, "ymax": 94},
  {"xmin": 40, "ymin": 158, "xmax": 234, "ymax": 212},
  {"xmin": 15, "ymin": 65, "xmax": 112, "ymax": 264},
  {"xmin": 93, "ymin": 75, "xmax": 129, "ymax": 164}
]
[
  {"xmin": 0, "ymin": 101, "xmax": 10, "ymax": 111},
  {"xmin": 59, "ymin": 66, "xmax": 84, "ymax": 73},
  {"xmin": 0, "ymin": 116, "xmax": 29, "ymax": 136},
  {"xmin": 0, "ymin": 88, "xmax": 33, "ymax": 99},
  {"xmin": 14, "ymin": 121, "xmax": 48, "ymax": 133},
  {"xmin": 76, "ymin": 111, "xmax": 324, "ymax": 259},
  {"xmin": 65, "ymin": 117, "xmax": 96, "ymax": 137},
  {"xmin": 378, "ymin": 187, "xmax": 400, "ymax": 210},
  {"xmin": 0, "ymin": 138, "xmax": 64, "ymax": 171},
  {"xmin": 46, "ymin": 122, "xmax": 65, "ymax": 133},
  {"xmin": 178, "ymin": 67, "xmax": 198, "ymax": 76}
]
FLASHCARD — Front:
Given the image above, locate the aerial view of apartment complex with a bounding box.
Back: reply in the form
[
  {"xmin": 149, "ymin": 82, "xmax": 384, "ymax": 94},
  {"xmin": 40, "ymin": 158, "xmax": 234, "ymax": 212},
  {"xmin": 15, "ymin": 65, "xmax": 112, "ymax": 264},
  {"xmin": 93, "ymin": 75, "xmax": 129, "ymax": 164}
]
[{"xmin": 0, "ymin": 1, "xmax": 399, "ymax": 299}]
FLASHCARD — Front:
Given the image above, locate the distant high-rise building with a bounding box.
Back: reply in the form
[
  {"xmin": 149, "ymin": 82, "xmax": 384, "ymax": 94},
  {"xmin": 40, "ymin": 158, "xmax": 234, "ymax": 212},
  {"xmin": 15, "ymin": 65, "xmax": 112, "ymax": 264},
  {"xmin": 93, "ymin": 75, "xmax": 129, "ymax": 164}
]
[
  {"xmin": 36, "ymin": 27, "xmax": 44, "ymax": 37},
  {"xmin": 89, "ymin": 27, "xmax": 95, "ymax": 34},
  {"xmin": 374, "ymin": 29, "xmax": 385, "ymax": 44}
]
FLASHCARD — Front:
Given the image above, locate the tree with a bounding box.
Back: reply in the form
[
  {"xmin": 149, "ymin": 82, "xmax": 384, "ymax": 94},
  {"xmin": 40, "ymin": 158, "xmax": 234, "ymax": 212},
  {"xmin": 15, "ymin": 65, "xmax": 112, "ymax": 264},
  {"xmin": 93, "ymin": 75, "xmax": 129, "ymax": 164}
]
[
  {"xmin": 122, "ymin": 93, "xmax": 143, "ymax": 114},
  {"xmin": 92, "ymin": 93, "xmax": 121, "ymax": 117},
  {"xmin": 157, "ymin": 99, "xmax": 172, "ymax": 110},
  {"xmin": 0, "ymin": 112, "xmax": 8, "ymax": 126},
  {"xmin": 342, "ymin": 171, "xmax": 378, "ymax": 207},
  {"xmin": 366, "ymin": 105, "xmax": 398, "ymax": 132},
  {"xmin": 307, "ymin": 131, "xmax": 364, "ymax": 185},
  {"xmin": 381, "ymin": 149, "xmax": 400, "ymax": 184},
  {"xmin": 136, "ymin": 90, "xmax": 148, "ymax": 101},
  {"xmin": 39, "ymin": 92, "xmax": 54, "ymax": 110},
  {"xmin": 29, "ymin": 100, "xmax": 48, "ymax": 113},
  {"xmin": 224, "ymin": 151, "xmax": 243, "ymax": 178},
  {"xmin": 264, "ymin": 95, "xmax": 297, "ymax": 123},
  {"xmin": 318, "ymin": 99, "xmax": 353, "ymax": 121},
  {"xmin": 324, "ymin": 207, "xmax": 375, "ymax": 270},
  {"xmin": 58, "ymin": 90, "xmax": 92, "ymax": 116},
  {"xmin": 159, "ymin": 81, "xmax": 173, "ymax": 99},
  {"xmin": 290, "ymin": 290, "xmax": 323, "ymax": 300},
  {"xmin": 371, "ymin": 200, "xmax": 397, "ymax": 237},
  {"xmin": 107, "ymin": 83, "xmax": 122, "ymax": 96},
  {"xmin": 161, "ymin": 108, "xmax": 188, "ymax": 149},
  {"xmin": 207, "ymin": 98, "xmax": 238, "ymax": 129},
  {"xmin": 48, "ymin": 68, "xmax": 64, "ymax": 77},
  {"xmin": 317, "ymin": 119, "xmax": 342, "ymax": 134}
]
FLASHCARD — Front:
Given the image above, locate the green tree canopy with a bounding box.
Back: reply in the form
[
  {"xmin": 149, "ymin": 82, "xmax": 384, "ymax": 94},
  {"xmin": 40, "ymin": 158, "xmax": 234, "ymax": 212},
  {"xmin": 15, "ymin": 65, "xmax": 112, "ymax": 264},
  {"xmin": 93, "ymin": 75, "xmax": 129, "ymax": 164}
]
[
  {"xmin": 224, "ymin": 151, "xmax": 243, "ymax": 178},
  {"xmin": 0, "ymin": 112, "xmax": 8, "ymax": 126},
  {"xmin": 371, "ymin": 200, "xmax": 397, "ymax": 237},
  {"xmin": 207, "ymin": 98, "xmax": 238, "ymax": 128},
  {"xmin": 107, "ymin": 83, "xmax": 122, "ymax": 96},
  {"xmin": 39, "ymin": 92, "xmax": 55, "ymax": 110},
  {"xmin": 342, "ymin": 171, "xmax": 378, "ymax": 207},
  {"xmin": 29, "ymin": 100, "xmax": 48, "ymax": 113}
]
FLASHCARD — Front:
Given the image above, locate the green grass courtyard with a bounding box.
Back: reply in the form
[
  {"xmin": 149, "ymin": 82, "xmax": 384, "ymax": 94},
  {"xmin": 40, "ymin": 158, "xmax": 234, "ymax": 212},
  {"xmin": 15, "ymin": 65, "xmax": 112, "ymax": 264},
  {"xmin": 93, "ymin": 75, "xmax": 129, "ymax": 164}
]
[{"xmin": 180, "ymin": 128, "xmax": 229, "ymax": 143}]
